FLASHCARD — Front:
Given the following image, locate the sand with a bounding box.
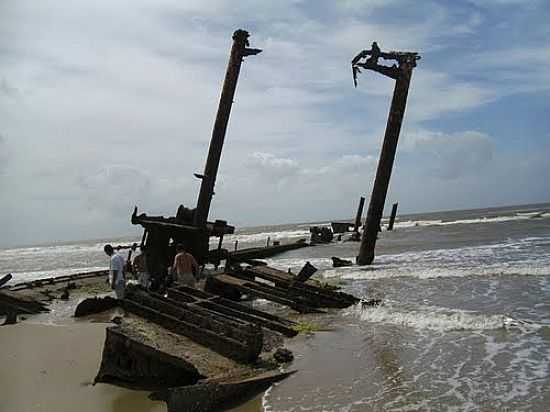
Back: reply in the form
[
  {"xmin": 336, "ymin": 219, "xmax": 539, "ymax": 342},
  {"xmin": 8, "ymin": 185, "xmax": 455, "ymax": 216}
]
[
  {"xmin": 0, "ymin": 321, "xmax": 264, "ymax": 412},
  {"xmin": 0, "ymin": 322, "xmax": 165, "ymax": 412}
]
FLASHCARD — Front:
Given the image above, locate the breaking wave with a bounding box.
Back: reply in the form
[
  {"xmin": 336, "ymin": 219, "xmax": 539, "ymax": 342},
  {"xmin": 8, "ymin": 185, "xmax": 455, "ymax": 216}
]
[
  {"xmin": 392, "ymin": 210, "xmax": 550, "ymax": 229},
  {"xmin": 318, "ymin": 235, "xmax": 550, "ymax": 280},
  {"xmin": 347, "ymin": 303, "xmax": 537, "ymax": 333}
]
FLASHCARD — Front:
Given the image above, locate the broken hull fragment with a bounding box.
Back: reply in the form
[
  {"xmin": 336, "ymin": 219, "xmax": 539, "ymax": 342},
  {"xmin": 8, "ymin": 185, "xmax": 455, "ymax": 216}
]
[
  {"xmin": 95, "ymin": 326, "xmax": 203, "ymax": 390},
  {"xmin": 153, "ymin": 370, "xmax": 296, "ymax": 412}
]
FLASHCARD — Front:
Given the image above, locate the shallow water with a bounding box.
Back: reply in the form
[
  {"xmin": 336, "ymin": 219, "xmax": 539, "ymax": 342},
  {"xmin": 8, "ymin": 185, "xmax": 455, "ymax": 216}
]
[{"xmin": 2, "ymin": 203, "xmax": 550, "ymax": 411}]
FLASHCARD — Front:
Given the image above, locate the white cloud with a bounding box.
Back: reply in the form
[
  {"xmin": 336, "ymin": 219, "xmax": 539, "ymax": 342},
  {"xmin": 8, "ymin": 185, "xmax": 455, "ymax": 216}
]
[
  {"xmin": 406, "ymin": 70, "xmax": 497, "ymax": 121},
  {"xmin": 0, "ymin": 0, "xmax": 548, "ymax": 246},
  {"xmin": 247, "ymin": 152, "xmax": 300, "ymax": 178},
  {"xmin": 403, "ymin": 130, "xmax": 495, "ymax": 179}
]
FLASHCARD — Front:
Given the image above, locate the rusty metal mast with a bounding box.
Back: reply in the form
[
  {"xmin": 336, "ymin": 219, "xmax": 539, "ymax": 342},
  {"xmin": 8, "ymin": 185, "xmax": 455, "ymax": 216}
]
[
  {"xmin": 352, "ymin": 42, "xmax": 420, "ymax": 265},
  {"xmin": 193, "ymin": 30, "xmax": 261, "ymax": 227},
  {"xmin": 353, "ymin": 196, "xmax": 366, "ymax": 233}
]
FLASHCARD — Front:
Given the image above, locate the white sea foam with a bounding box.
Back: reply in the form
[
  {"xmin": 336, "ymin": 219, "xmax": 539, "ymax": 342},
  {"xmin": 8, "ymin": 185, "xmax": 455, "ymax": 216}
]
[
  {"xmin": 218, "ymin": 229, "xmax": 311, "ymax": 247},
  {"xmin": 348, "ymin": 303, "xmax": 528, "ymax": 332},
  {"xmin": 0, "ymin": 242, "xmax": 109, "ymax": 257},
  {"xmin": 393, "ymin": 209, "xmax": 549, "ymax": 229},
  {"xmin": 319, "ymin": 235, "xmax": 550, "ymax": 281},
  {"xmin": 480, "ymin": 333, "xmax": 550, "ymax": 404}
]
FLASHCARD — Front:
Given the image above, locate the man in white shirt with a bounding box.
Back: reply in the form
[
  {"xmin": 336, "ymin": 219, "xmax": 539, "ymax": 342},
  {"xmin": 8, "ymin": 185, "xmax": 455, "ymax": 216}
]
[{"xmin": 104, "ymin": 244, "xmax": 126, "ymax": 299}]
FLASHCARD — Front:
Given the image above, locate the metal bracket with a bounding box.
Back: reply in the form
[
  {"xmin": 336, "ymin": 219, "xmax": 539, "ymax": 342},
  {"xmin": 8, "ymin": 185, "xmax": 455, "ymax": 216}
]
[
  {"xmin": 351, "ymin": 42, "xmax": 420, "ymax": 85},
  {"xmin": 233, "ymin": 29, "xmax": 262, "ymax": 58}
]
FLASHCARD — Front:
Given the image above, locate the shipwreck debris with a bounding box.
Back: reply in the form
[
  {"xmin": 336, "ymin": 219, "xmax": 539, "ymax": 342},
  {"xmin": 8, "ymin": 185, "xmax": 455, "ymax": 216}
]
[
  {"xmin": 273, "ymin": 348, "xmax": 294, "ymax": 364},
  {"xmin": 228, "ymin": 239, "xmax": 309, "ymax": 262},
  {"xmin": 387, "ymin": 202, "xmax": 399, "ymax": 231},
  {"xmin": 354, "ymin": 196, "xmax": 366, "ymax": 234},
  {"xmin": 194, "ymin": 29, "xmax": 261, "ymax": 229},
  {"xmin": 95, "ymin": 325, "xmax": 204, "ymax": 389},
  {"xmin": 166, "ymin": 285, "xmax": 298, "ymax": 338},
  {"xmin": 122, "ymin": 285, "xmax": 264, "ymax": 363},
  {"xmin": 129, "ymin": 30, "xmax": 263, "ymax": 290},
  {"xmin": 75, "ymin": 296, "xmax": 119, "ymax": 317},
  {"xmin": 310, "ymin": 226, "xmax": 334, "ymax": 243},
  {"xmin": 294, "ymin": 261, "xmax": 317, "ymax": 283},
  {"xmin": 331, "ymin": 222, "xmax": 353, "ymax": 234},
  {"xmin": 352, "ymin": 42, "xmax": 420, "ymax": 265},
  {"xmin": 332, "ymin": 257, "xmax": 354, "ymax": 268},
  {"xmin": 0, "ymin": 273, "xmax": 12, "ymax": 288},
  {"xmin": 153, "ymin": 370, "xmax": 296, "ymax": 412},
  {"xmin": 0, "ymin": 289, "xmax": 49, "ymax": 316},
  {"xmin": 206, "ymin": 264, "xmax": 359, "ymax": 313},
  {"xmin": 5, "ymin": 269, "xmax": 109, "ymax": 292},
  {"xmin": 2, "ymin": 311, "xmax": 17, "ymax": 325},
  {"xmin": 331, "ymin": 196, "xmax": 366, "ymax": 236}
]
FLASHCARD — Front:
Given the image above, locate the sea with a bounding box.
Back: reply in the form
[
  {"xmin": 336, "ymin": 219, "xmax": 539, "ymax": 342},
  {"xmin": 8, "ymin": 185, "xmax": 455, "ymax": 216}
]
[{"xmin": 1, "ymin": 202, "xmax": 550, "ymax": 411}]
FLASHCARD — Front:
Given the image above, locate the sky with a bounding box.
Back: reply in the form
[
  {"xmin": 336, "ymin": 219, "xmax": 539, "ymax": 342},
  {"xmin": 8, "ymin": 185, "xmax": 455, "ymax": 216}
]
[{"xmin": 0, "ymin": 0, "xmax": 549, "ymax": 247}]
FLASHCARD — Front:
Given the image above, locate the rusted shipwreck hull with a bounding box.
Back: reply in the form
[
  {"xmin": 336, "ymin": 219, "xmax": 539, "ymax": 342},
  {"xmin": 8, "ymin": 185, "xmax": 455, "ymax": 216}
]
[
  {"xmin": 331, "ymin": 221, "xmax": 354, "ymax": 234},
  {"xmin": 95, "ymin": 325, "xmax": 203, "ymax": 389},
  {"xmin": 0, "ymin": 289, "xmax": 49, "ymax": 316},
  {"xmin": 96, "ymin": 321, "xmax": 294, "ymax": 411},
  {"xmin": 1, "ymin": 270, "xmax": 109, "ymax": 320},
  {"xmin": 228, "ymin": 240, "xmax": 310, "ymax": 261},
  {"xmin": 95, "ymin": 300, "xmax": 300, "ymax": 412},
  {"xmin": 122, "ymin": 286, "xmax": 264, "ymax": 363},
  {"xmin": 206, "ymin": 264, "xmax": 359, "ymax": 313},
  {"xmin": 5, "ymin": 269, "xmax": 108, "ymax": 292},
  {"xmin": 166, "ymin": 285, "xmax": 298, "ymax": 337}
]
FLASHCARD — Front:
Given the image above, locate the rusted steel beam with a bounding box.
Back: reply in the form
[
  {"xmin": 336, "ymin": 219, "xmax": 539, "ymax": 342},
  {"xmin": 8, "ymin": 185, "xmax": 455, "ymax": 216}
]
[
  {"xmin": 238, "ymin": 266, "xmax": 358, "ymax": 308},
  {"xmin": 205, "ymin": 274, "xmax": 324, "ymax": 314},
  {"xmin": 353, "ymin": 42, "xmax": 420, "ymax": 265},
  {"xmin": 6, "ymin": 270, "xmax": 108, "ymax": 292},
  {"xmin": 387, "ymin": 202, "xmax": 399, "ymax": 231},
  {"xmin": 353, "ymin": 196, "xmax": 366, "ymax": 233},
  {"xmin": 123, "ymin": 287, "xmax": 263, "ymax": 363},
  {"xmin": 167, "ymin": 286, "xmax": 298, "ymax": 337},
  {"xmin": 194, "ymin": 30, "xmax": 261, "ymax": 227},
  {"xmin": 228, "ymin": 240, "xmax": 309, "ymax": 261}
]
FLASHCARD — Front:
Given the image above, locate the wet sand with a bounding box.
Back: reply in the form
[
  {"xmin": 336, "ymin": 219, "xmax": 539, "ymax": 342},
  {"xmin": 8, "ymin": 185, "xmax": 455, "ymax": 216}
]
[
  {"xmin": 0, "ymin": 321, "xmax": 264, "ymax": 412},
  {"xmin": 0, "ymin": 322, "xmax": 165, "ymax": 412}
]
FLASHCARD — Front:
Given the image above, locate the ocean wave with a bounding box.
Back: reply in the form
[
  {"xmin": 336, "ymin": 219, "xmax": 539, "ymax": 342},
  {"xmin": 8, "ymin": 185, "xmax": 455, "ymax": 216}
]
[
  {"xmin": 317, "ymin": 235, "xmax": 550, "ymax": 280},
  {"xmin": 348, "ymin": 303, "xmax": 534, "ymax": 332},
  {"xmin": 0, "ymin": 243, "xmax": 108, "ymax": 257},
  {"xmin": 393, "ymin": 210, "xmax": 549, "ymax": 229},
  {"xmin": 322, "ymin": 263, "xmax": 550, "ymax": 281},
  {"xmin": 217, "ymin": 229, "xmax": 311, "ymax": 247}
]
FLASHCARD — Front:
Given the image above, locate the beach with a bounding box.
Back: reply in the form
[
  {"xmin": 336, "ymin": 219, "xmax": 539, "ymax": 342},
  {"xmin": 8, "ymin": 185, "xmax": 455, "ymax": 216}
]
[{"xmin": 0, "ymin": 322, "xmax": 164, "ymax": 412}]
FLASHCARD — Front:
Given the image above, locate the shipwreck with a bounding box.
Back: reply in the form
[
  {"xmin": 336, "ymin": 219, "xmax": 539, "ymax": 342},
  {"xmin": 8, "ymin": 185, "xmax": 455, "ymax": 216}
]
[{"xmin": 0, "ymin": 29, "xmax": 377, "ymax": 412}]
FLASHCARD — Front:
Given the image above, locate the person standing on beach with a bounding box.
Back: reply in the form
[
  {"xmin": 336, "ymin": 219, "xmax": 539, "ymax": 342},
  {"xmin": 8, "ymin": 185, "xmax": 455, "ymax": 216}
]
[
  {"xmin": 125, "ymin": 242, "xmax": 138, "ymax": 276},
  {"xmin": 104, "ymin": 244, "xmax": 126, "ymax": 299},
  {"xmin": 132, "ymin": 246, "xmax": 150, "ymax": 288},
  {"xmin": 172, "ymin": 244, "xmax": 199, "ymax": 288}
]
